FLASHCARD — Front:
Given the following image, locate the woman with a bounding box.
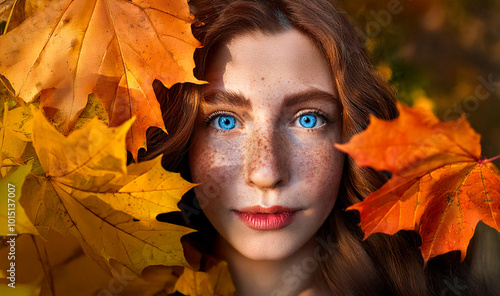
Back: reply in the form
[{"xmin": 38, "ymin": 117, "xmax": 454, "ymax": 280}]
[{"xmin": 145, "ymin": 0, "xmax": 486, "ymax": 295}]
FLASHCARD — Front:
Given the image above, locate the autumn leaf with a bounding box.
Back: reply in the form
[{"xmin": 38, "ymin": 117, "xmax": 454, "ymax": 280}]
[
  {"xmin": 2, "ymin": 103, "xmax": 33, "ymax": 143},
  {"xmin": 167, "ymin": 239, "xmax": 235, "ymax": 296},
  {"xmin": 20, "ymin": 108, "xmax": 196, "ymax": 274},
  {"xmin": 0, "ymin": 0, "xmax": 203, "ymax": 159},
  {"xmin": 69, "ymin": 94, "xmax": 109, "ymax": 133},
  {"xmin": 0, "ymin": 103, "xmax": 27, "ymax": 174},
  {"xmin": 0, "ymin": 0, "xmax": 17, "ymax": 30},
  {"xmin": 335, "ymin": 103, "xmax": 500, "ymax": 262},
  {"xmin": 0, "ymin": 232, "xmax": 108, "ymax": 295},
  {"xmin": 0, "ymin": 231, "xmax": 180, "ymax": 295},
  {"xmin": 174, "ymin": 262, "xmax": 236, "ymax": 296},
  {"xmin": 0, "ymin": 161, "xmax": 39, "ymax": 236},
  {"xmin": 0, "ymin": 83, "xmax": 35, "ymax": 176},
  {"xmin": 1, "ymin": 0, "xmax": 51, "ymax": 34}
]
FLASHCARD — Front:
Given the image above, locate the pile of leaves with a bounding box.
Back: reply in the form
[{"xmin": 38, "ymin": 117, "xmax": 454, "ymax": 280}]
[{"xmin": 0, "ymin": 0, "xmax": 499, "ymax": 295}]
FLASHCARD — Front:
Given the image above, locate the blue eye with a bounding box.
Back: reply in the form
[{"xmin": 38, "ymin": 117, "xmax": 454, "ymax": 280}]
[
  {"xmin": 299, "ymin": 114, "xmax": 318, "ymax": 128},
  {"xmin": 216, "ymin": 115, "xmax": 237, "ymax": 130},
  {"xmin": 203, "ymin": 111, "xmax": 240, "ymax": 131},
  {"xmin": 292, "ymin": 112, "xmax": 328, "ymax": 129}
]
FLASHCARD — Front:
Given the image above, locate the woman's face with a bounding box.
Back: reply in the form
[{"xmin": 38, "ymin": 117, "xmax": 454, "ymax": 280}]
[{"xmin": 189, "ymin": 29, "xmax": 344, "ymax": 260}]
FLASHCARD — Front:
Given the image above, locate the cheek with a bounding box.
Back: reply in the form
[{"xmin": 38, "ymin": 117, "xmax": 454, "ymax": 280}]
[
  {"xmin": 295, "ymin": 142, "xmax": 344, "ymax": 202},
  {"xmin": 189, "ymin": 135, "xmax": 236, "ymax": 207}
]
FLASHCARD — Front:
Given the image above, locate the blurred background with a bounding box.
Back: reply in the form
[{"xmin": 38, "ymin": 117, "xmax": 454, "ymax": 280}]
[
  {"xmin": 337, "ymin": 0, "xmax": 500, "ymax": 293},
  {"xmin": 338, "ymin": 0, "xmax": 500, "ymax": 165}
]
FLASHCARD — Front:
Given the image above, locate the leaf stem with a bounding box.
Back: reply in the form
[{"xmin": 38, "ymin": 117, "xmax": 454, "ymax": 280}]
[
  {"xmin": 479, "ymin": 155, "xmax": 500, "ymax": 164},
  {"xmin": 3, "ymin": 0, "xmax": 19, "ymax": 35}
]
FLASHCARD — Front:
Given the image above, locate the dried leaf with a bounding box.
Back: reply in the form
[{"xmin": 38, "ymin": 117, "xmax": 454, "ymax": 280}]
[
  {"xmin": 1, "ymin": 0, "xmax": 50, "ymax": 34},
  {"xmin": 0, "ymin": 0, "xmax": 203, "ymax": 159},
  {"xmin": 0, "ymin": 107, "xmax": 27, "ymax": 174},
  {"xmin": 69, "ymin": 93, "xmax": 109, "ymax": 133},
  {"xmin": 0, "ymin": 282, "xmax": 41, "ymax": 295},
  {"xmin": 0, "ymin": 161, "xmax": 38, "ymax": 235},
  {"xmin": 0, "ymin": 99, "xmax": 34, "ymax": 176},
  {"xmin": 0, "ymin": 0, "xmax": 16, "ymax": 22},
  {"xmin": 0, "ymin": 232, "xmax": 110, "ymax": 295},
  {"xmin": 0, "ymin": 0, "xmax": 18, "ymax": 32},
  {"xmin": 174, "ymin": 262, "xmax": 236, "ymax": 296},
  {"xmin": 0, "ymin": 230, "xmax": 181, "ymax": 295},
  {"xmin": 20, "ymin": 109, "xmax": 195, "ymax": 274},
  {"xmin": 335, "ymin": 103, "xmax": 500, "ymax": 262}
]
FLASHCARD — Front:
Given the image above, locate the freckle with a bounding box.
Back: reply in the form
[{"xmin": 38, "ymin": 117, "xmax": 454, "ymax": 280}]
[{"xmin": 261, "ymin": 77, "xmax": 265, "ymax": 81}]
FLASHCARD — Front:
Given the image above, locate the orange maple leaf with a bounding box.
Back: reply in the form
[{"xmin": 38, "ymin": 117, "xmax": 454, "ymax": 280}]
[
  {"xmin": 335, "ymin": 103, "xmax": 500, "ymax": 262},
  {"xmin": 0, "ymin": 0, "xmax": 203, "ymax": 159}
]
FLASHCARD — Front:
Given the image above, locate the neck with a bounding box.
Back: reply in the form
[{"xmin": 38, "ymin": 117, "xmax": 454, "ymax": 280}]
[{"xmin": 216, "ymin": 235, "xmax": 327, "ymax": 296}]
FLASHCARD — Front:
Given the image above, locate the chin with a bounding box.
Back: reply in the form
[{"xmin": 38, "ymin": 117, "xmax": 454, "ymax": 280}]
[
  {"xmin": 226, "ymin": 230, "xmax": 309, "ymax": 261},
  {"xmin": 239, "ymin": 246, "xmax": 294, "ymax": 261}
]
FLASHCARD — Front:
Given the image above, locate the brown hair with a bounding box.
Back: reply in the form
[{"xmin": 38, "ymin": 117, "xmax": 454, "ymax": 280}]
[{"xmin": 144, "ymin": 0, "xmax": 484, "ymax": 294}]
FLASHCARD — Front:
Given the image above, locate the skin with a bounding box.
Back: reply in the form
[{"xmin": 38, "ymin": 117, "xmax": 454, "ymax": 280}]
[{"xmin": 188, "ymin": 29, "xmax": 345, "ymax": 295}]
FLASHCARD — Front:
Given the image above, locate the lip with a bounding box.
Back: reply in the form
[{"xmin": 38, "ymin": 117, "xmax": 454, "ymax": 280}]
[{"xmin": 234, "ymin": 206, "xmax": 299, "ymax": 230}]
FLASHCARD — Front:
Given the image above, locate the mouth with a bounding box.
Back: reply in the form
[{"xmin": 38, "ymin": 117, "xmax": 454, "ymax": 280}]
[{"xmin": 233, "ymin": 206, "xmax": 299, "ymax": 230}]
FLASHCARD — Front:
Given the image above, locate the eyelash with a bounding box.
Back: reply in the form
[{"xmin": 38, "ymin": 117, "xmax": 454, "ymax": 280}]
[
  {"xmin": 292, "ymin": 109, "xmax": 332, "ymax": 126},
  {"xmin": 202, "ymin": 110, "xmax": 236, "ymax": 127},
  {"xmin": 202, "ymin": 109, "xmax": 332, "ymax": 128}
]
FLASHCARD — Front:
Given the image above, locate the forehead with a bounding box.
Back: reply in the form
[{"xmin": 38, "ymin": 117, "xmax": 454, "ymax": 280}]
[{"xmin": 203, "ymin": 29, "xmax": 335, "ymax": 99}]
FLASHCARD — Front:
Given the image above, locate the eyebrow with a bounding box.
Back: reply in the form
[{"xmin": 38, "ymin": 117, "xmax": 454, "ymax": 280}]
[
  {"xmin": 283, "ymin": 89, "xmax": 339, "ymax": 108},
  {"xmin": 202, "ymin": 91, "xmax": 252, "ymax": 108},
  {"xmin": 201, "ymin": 89, "xmax": 338, "ymax": 108}
]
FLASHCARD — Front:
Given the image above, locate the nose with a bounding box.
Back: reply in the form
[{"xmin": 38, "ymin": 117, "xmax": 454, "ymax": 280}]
[{"xmin": 243, "ymin": 126, "xmax": 290, "ymax": 190}]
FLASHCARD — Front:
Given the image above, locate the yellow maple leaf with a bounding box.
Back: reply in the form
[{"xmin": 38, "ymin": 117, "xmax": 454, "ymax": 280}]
[
  {"xmin": 0, "ymin": 0, "xmax": 203, "ymax": 159},
  {"xmin": 0, "ymin": 161, "xmax": 39, "ymax": 235},
  {"xmin": 69, "ymin": 94, "xmax": 109, "ymax": 133},
  {"xmin": 174, "ymin": 262, "xmax": 236, "ymax": 296},
  {"xmin": 19, "ymin": 109, "xmax": 195, "ymax": 274},
  {"xmin": 0, "ymin": 282, "xmax": 41, "ymax": 296},
  {"xmin": 0, "ymin": 0, "xmax": 16, "ymax": 31},
  {"xmin": 0, "ymin": 105, "xmax": 27, "ymax": 174},
  {"xmin": 2, "ymin": 104, "xmax": 33, "ymax": 143},
  {"xmin": 0, "ymin": 83, "xmax": 43, "ymax": 177},
  {"xmin": 0, "ymin": 98, "xmax": 34, "ymax": 176},
  {"xmin": 0, "ymin": 231, "xmax": 181, "ymax": 295}
]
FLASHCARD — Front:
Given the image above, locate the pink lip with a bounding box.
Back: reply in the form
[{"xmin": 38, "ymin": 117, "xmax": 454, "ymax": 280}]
[{"xmin": 234, "ymin": 206, "xmax": 299, "ymax": 230}]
